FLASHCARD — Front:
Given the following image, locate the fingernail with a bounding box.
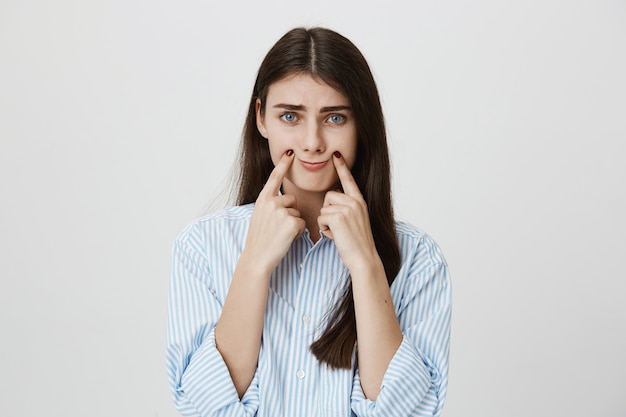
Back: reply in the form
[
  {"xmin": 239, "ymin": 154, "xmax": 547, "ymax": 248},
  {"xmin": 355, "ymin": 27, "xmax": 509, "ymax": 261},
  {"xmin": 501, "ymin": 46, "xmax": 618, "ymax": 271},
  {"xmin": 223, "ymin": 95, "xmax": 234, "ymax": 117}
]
[
  {"xmin": 286, "ymin": 149, "xmax": 294, "ymax": 156},
  {"xmin": 333, "ymin": 151, "xmax": 342, "ymax": 158}
]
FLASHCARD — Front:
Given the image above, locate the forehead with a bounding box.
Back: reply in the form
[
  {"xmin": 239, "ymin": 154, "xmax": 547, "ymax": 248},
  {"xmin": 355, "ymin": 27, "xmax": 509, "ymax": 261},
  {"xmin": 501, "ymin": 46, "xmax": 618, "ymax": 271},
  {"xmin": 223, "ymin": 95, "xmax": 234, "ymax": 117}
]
[{"xmin": 266, "ymin": 73, "xmax": 350, "ymax": 106}]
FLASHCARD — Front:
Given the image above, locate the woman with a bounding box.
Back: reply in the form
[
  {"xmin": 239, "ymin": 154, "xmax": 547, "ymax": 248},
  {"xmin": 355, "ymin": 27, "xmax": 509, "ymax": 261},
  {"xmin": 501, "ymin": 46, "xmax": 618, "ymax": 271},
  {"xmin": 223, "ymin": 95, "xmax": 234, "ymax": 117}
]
[{"xmin": 167, "ymin": 27, "xmax": 451, "ymax": 417}]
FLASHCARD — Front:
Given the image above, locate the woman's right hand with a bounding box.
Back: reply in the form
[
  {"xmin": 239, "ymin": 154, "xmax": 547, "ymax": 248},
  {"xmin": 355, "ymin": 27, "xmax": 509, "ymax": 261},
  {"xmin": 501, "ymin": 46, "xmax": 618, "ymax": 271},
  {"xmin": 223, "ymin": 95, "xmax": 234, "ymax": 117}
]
[{"xmin": 242, "ymin": 150, "xmax": 305, "ymax": 274}]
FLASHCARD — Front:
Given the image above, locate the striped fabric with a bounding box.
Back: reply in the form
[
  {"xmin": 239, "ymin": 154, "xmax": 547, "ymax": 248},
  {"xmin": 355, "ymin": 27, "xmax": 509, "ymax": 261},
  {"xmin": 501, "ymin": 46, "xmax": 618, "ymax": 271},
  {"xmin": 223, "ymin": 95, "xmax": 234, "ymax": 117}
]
[{"xmin": 167, "ymin": 204, "xmax": 451, "ymax": 417}]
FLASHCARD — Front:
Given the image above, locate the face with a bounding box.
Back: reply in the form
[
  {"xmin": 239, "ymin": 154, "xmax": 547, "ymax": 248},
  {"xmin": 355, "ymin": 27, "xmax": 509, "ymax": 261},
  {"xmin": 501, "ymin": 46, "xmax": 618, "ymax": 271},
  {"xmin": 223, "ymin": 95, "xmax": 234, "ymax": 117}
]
[{"xmin": 256, "ymin": 73, "xmax": 358, "ymax": 197}]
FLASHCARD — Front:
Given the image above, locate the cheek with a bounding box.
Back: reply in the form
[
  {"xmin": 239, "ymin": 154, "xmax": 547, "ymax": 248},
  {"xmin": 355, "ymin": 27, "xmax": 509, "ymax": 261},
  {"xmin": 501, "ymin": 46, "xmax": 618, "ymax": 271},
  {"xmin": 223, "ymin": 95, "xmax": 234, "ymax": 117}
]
[
  {"xmin": 268, "ymin": 147, "xmax": 281, "ymax": 166},
  {"xmin": 266, "ymin": 139, "xmax": 287, "ymax": 166},
  {"xmin": 343, "ymin": 150, "xmax": 357, "ymax": 170},
  {"xmin": 337, "ymin": 136, "xmax": 358, "ymax": 169}
]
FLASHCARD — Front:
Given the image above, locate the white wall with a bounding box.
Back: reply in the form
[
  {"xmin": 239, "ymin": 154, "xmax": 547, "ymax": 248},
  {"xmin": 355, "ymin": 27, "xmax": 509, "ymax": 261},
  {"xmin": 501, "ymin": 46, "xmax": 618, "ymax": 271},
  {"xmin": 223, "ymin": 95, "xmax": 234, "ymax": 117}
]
[{"xmin": 1, "ymin": 1, "xmax": 624, "ymax": 416}]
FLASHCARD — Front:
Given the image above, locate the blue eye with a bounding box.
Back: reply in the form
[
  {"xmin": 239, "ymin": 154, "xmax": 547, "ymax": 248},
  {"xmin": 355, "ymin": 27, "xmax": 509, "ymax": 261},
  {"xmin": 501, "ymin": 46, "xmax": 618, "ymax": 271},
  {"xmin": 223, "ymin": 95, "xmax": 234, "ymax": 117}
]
[
  {"xmin": 281, "ymin": 112, "xmax": 297, "ymax": 122},
  {"xmin": 328, "ymin": 114, "xmax": 345, "ymax": 124}
]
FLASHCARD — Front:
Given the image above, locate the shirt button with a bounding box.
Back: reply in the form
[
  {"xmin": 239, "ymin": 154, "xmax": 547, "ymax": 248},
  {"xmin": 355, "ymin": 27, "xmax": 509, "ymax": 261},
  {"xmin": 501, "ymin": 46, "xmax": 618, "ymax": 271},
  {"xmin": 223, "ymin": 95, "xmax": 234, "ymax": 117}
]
[
  {"xmin": 296, "ymin": 370, "xmax": 306, "ymax": 379},
  {"xmin": 302, "ymin": 314, "xmax": 311, "ymax": 324}
]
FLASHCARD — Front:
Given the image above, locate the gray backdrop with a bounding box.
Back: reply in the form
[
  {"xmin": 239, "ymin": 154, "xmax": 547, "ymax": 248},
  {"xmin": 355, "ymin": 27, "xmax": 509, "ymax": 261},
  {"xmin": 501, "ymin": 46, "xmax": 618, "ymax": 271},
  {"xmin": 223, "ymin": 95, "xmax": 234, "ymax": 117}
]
[{"xmin": 1, "ymin": 0, "xmax": 624, "ymax": 416}]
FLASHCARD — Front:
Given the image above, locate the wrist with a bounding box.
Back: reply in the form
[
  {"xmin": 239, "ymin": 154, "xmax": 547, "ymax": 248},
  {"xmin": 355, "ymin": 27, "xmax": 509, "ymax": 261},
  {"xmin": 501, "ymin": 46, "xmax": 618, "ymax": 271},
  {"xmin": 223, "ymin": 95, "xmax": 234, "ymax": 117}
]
[
  {"xmin": 237, "ymin": 249, "xmax": 275, "ymax": 279},
  {"xmin": 347, "ymin": 253, "xmax": 386, "ymax": 282}
]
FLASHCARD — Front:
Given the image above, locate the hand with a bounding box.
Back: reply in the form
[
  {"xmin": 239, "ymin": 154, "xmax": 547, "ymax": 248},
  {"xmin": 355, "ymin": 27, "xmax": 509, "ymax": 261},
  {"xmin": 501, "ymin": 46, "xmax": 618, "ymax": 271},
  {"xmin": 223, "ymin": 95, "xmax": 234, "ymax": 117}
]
[
  {"xmin": 317, "ymin": 152, "xmax": 380, "ymax": 272},
  {"xmin": 243, "ymin": 150, "xmax": 306, "ymax": 274}
]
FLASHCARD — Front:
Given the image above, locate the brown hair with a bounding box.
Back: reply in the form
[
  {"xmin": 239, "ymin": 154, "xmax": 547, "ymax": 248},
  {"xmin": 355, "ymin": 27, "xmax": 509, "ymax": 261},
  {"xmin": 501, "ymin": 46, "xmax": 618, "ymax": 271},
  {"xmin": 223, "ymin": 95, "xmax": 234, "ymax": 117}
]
[{"xmin": 236, "ymin": 27, "xmax": 401, "ymax": 369}]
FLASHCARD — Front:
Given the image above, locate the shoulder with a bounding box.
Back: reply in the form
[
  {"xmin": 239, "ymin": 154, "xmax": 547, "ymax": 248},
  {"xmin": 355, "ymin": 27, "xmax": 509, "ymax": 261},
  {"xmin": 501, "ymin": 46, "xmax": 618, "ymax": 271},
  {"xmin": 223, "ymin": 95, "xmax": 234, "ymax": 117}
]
[
  {"xmin": 194, "ymin": 203, "xmax": 255, "ymax": 226},
  {"xmin": 394, "ymin": 220, "xmax": 447, "ymax": 268},
  {"xmin": 174, "ymin": 204, "xmax": 254, "ymax": 248},
  {"xmin": 391, "ymin": 221, "xmax": 451, "ymax": 311}
]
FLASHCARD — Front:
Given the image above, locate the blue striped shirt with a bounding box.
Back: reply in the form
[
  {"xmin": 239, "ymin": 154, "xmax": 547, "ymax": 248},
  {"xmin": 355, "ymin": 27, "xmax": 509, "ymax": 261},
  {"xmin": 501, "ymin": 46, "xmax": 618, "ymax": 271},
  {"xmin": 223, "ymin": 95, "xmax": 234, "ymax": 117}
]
[{"xmin": 167, "ymin": 204, "xmax": 451, "ymax": 416}]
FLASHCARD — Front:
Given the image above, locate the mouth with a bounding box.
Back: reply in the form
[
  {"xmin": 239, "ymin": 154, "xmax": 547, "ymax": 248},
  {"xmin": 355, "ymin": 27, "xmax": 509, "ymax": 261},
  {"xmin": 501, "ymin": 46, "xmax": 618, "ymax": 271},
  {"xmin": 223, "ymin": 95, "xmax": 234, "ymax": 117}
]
[{"xmin": 298, "ymin": 159, "xmax": 329, "ymax": 171}]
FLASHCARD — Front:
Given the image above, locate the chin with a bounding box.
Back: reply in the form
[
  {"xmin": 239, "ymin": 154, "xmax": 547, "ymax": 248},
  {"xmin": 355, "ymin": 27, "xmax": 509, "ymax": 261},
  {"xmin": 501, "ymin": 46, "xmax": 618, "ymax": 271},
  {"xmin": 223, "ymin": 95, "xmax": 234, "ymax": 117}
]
[
  {"xmin": 296, "ymin": 183, "xmax": 334, "ymax": 194},
  {"xmin": 286, "ymin": 176, "xmax": 337, "ymax": 194}
]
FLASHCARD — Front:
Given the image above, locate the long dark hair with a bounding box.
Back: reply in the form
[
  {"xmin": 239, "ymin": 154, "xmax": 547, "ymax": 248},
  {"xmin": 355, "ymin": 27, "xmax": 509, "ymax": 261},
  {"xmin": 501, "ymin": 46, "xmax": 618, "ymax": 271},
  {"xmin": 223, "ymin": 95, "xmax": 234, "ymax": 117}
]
[{"xmin": 236, "ymin": 27, "xmax": 401, "ymax": 369}]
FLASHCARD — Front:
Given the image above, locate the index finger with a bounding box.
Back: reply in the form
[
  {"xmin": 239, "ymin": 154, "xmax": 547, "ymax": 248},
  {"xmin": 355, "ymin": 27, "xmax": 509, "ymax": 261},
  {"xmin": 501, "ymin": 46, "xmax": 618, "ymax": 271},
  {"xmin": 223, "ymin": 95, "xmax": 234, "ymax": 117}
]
[
  {"xmin": 332, "ymin": 151, "xmax": 362, "ymax": 198},
  {"xmin": 260, "ymin": 150, "xmax": 295, "ymax": 197}
]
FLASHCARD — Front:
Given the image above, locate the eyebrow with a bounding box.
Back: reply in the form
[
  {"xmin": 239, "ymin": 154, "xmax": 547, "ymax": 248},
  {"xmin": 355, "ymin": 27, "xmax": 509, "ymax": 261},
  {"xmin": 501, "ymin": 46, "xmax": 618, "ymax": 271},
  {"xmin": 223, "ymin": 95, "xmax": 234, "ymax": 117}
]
[{"xmin": 272, "ymin": 104, "xmax": 352, "ymax": 113}]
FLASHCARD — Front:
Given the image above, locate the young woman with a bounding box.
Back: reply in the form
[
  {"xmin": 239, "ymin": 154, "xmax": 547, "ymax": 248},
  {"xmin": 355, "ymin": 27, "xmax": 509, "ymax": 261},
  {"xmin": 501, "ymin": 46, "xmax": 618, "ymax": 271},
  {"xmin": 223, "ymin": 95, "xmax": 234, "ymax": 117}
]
[{"xmin": 167, "ymin": 27, "xmax": 451, "ymax": 417}]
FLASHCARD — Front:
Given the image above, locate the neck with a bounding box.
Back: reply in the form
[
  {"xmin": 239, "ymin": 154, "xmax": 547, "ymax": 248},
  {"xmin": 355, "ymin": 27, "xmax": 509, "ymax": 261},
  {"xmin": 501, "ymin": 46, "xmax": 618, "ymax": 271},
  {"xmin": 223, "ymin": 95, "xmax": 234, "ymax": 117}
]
[
  {"xmin": 298, "ymin": 193, "xmax": 326, "ymax": 243},
  {"xmin": 281, "ymin": 184, "xmax": 326, "ymax": 243}
]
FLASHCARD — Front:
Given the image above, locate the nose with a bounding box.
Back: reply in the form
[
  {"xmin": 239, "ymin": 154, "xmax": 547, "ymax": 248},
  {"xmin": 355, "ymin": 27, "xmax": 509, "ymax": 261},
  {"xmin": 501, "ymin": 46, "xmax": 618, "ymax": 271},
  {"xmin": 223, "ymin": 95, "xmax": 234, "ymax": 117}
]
[{"xmin": 301, "ymin": 121, "xmax": 325, "ymax": 153}]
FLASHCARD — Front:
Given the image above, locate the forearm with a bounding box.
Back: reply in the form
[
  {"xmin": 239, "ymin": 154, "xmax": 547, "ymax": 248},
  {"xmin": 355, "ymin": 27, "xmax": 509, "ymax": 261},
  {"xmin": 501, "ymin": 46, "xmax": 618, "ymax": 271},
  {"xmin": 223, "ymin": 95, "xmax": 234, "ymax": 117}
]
[
  {"xmin": 215, "ymin": 253, "xmax": 271, "ymax": 399},
  {"xmin": 351, "ymin": 257, "xmax": 403, "ymax": 400}
]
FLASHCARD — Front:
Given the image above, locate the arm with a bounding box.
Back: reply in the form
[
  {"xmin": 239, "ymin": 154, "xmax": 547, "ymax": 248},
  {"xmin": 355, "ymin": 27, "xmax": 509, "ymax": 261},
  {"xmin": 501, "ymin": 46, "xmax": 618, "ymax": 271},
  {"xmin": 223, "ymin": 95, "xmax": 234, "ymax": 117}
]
[
  {"xmin": 215, "ymin": 150, "xmax": 305, "ymax": 397},
  {"xmin": 166, "ymin": 231, "xmax": 260, "ymax": 417},
  {"xmin": 319, "ymin": 153, "xmax": 451, "ymax": 416},
  {"xmin": 350, "ymin": 257, "xmax": 403, "ymax": 399},
  {"xmin": 318, "ymin": 152, "xmax": 403, "ymax": 399},
  {"xmin": 167, "ymin": 151, "xmax": 304, "ymax": 414},
  {"xmin": 213, "ymin": 254, "xmax": 272, "ymax": 399},
  {"xmin": 351, "ymin": 258, "xmax": 452, "ymax": 417}
]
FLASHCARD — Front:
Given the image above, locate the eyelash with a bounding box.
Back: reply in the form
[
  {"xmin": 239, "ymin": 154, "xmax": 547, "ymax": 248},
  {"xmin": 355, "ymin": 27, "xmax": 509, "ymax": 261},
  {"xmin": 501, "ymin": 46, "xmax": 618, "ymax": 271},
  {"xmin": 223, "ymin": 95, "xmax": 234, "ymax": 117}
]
[
  {"xmin": 279, "ymin": 112, "xmax": 347, "ymax": 124},
  {"xmin": 280, "ymin": 112, "xmax": 297, "ymax": 123},
  {"xmin": 327, "ymin": 114, "xmax": 345, "ymax": 124}
]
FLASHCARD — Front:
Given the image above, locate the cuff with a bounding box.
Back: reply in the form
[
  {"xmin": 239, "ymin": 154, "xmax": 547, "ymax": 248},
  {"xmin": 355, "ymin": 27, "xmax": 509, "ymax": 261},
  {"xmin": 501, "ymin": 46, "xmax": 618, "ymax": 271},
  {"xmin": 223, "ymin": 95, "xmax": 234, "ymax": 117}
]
[
  {"xmin": 351, "ymin": 336, "xmax": 433, "ymax": 417},
  {"xmin": 180, "ymin": 328, "xmax": 259, "ymax": 416}
]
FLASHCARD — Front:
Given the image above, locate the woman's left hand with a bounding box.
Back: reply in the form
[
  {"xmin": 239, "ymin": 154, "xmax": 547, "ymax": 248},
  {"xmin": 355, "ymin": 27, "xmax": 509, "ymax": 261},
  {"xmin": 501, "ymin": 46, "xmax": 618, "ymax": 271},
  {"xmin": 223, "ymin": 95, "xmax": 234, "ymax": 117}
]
[{"xmin": 317, "ymin": 152, "xmax": 380, "ymax": 272}]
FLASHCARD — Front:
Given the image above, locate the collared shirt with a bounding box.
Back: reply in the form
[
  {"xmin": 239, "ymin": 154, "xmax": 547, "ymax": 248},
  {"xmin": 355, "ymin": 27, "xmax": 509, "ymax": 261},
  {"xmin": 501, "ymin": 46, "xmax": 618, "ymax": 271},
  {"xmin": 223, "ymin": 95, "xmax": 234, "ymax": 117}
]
[{"xmin": 166, "ymin": 204, "xmax": 451, "ymax": 417}]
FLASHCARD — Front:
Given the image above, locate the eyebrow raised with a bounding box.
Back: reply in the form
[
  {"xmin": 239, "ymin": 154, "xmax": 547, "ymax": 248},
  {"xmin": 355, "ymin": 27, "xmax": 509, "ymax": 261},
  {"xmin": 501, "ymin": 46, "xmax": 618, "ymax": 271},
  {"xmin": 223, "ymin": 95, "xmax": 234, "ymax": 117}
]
[{"xmin": 272, "ymin": 104, "xmax": 352, "ymax": 113}]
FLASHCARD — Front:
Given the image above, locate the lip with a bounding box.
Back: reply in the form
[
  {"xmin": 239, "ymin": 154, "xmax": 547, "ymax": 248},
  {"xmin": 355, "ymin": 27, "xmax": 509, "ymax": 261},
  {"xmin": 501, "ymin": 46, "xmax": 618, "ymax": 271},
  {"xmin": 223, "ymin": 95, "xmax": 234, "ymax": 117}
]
[{"xmin": 299, "ymin": 159, "xmax": 329, "ymax": 171}]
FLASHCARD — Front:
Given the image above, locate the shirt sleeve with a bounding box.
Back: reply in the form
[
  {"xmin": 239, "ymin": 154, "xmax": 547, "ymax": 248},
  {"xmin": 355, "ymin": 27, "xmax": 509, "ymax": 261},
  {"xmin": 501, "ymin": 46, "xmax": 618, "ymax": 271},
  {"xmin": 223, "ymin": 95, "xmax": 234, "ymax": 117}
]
[
  {"xmin": 166, "ymin": 224, "xmax": 260, "ymax": 417},
  {"xmin": 351, "ymin": 236, "xmax": 452, "ymax": 417}
]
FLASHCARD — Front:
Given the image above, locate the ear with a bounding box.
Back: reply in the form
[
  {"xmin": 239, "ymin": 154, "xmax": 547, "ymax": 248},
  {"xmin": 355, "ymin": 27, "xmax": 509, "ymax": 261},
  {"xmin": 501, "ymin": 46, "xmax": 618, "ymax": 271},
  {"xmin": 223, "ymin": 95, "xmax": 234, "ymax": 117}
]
[{"xmin": 255, "ymin": 98, "xmax": 268, "ymax": 139}]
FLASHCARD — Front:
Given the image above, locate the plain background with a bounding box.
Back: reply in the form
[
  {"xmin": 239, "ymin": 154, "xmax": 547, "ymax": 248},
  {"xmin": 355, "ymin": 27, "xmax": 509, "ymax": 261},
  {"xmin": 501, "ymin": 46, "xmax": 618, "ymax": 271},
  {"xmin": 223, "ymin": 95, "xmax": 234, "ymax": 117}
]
[{"xmin": 1, "ymin": 0, "xmax": 625, "ymax": 416}]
